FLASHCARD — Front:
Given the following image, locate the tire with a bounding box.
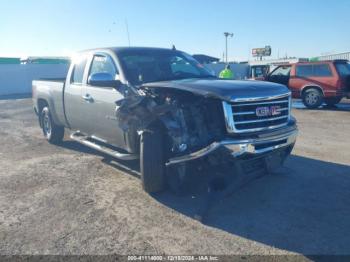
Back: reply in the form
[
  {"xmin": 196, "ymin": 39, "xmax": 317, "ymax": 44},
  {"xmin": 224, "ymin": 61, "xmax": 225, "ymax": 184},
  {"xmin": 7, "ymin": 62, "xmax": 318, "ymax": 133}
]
[
  {"xmin": 140, "ymin": 125, "xmax": 165, "ymax": 193},
  {"xmin": 40, "ymin": 106, "xmax": 64, "ymax": 144},
  {"xmin": 302, "ymin": 88, "xmax": 323, "ymax": 109},
  {"xmin": 324, "ymin": 97, "xmax": 342, "ymax": 107}
]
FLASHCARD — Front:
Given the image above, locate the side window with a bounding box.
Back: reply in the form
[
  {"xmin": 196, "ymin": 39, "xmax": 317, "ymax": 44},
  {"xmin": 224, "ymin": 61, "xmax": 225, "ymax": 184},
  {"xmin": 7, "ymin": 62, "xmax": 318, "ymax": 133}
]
[
  {"xmin": 296, "ymin": 65, "xmax": 313, "ymax": 77},
  {"xmin": 89, "ymin": 55, "xmax": 118, "ymax": 79},
  {"xmin": 271, "ymin": 66, "xmax": 291, "ymax": 76},
  {"xmin": 296, "ymin": 64, "xmax": 332, "ymax": 77},
  {"xmin": 335, "ymin": 62, "xmax": 350, "ymax": 77},
  {"xmin": 313, "ymin": 64, "xmax": 332, "ymax": 77},
  {"xmin": 71, "ymin": 56, "xmax": 87, "ymax": 84}
]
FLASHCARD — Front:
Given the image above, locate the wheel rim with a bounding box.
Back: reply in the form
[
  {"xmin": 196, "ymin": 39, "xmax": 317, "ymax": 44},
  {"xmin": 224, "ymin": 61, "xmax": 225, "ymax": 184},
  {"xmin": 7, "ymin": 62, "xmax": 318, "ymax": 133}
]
[
  {"xmin": 305, "ymin": 92, "xmax": 318, "ymax": 105},
  {"xmin": 43, "ymin": 111, "xmax": 52, "ymax": 137}
]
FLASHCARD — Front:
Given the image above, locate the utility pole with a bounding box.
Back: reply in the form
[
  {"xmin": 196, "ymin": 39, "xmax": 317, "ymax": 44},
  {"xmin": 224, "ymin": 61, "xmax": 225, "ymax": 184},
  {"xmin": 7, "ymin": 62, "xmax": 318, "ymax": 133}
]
[{"xmin": 224, "ymin": 32, "xmax": 233, "ymax": 63}]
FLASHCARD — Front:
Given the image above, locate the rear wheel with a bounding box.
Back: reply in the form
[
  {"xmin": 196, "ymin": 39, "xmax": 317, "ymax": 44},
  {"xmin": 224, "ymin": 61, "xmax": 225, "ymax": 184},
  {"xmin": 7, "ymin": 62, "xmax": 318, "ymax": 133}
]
[
  {"xmin": 302, "ymin": 88, "xmax": 323, "ymax": 109},
  {"xmin": 140, "ymin": 125, "xmax": 165, "ymax": 193},
  {"xmin": 324, "ymin": 97, "xmax": 342, "ymax": 107},
  {"xmin": 40, "ymin": 106, "xmax": 64, "ymax": 144}
]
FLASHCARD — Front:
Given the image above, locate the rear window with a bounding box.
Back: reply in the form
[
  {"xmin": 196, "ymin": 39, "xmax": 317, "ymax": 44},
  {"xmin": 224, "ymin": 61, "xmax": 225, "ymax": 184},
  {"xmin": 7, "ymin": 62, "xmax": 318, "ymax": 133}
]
[
  {"xmin": 296, "ymin": 64, "xmax": 332, "ymax": 77},
  {"xmin": 71, "ymin": 56, "xmax": 87, "ymax": 84}
]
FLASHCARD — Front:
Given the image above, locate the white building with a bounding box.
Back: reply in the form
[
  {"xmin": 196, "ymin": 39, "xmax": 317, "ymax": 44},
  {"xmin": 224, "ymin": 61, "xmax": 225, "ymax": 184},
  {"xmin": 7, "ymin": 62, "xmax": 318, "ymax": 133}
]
[{"xmin": 0, "ymin": 57, "xmax": 70, "ymax": 96}]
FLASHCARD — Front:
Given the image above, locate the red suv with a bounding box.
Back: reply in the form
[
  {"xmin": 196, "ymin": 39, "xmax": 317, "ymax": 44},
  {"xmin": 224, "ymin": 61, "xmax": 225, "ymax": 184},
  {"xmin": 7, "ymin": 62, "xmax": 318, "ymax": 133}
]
[{"xmin": 265, "ymin": 60, "xmax": 350, "ymax": 108}]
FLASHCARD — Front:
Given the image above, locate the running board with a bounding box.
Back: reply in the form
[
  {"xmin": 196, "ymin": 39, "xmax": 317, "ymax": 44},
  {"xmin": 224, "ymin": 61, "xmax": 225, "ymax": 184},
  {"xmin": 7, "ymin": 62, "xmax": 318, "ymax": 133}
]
[{"xmin": 70, "ymin": 132, "xmax": 139, "ymax": 161}]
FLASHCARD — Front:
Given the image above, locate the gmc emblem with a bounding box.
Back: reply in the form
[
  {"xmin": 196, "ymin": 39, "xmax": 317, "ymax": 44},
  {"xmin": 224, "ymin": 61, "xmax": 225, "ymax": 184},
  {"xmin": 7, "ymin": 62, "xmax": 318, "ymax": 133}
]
[{"xmin": 256, "ymin": 106, "xmax": 281, "ymax": 117}]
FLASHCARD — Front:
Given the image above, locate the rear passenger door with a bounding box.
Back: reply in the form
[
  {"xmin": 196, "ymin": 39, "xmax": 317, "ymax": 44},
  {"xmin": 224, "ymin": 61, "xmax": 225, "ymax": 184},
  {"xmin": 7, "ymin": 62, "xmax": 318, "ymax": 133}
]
[
  {"xmin": 312, "ymin": 64, "xmax": 336, "ymax": 95},
  {"xmin": 289, "ymin": 64, "xmax": 314, "ymax": 96},
  {"xmin": 64, "ymin": 55, "xmax": 88, "ymax": 131},
  {"xmin": 80, "ymin": 53, "xmax": 125, "ymax": 148}
]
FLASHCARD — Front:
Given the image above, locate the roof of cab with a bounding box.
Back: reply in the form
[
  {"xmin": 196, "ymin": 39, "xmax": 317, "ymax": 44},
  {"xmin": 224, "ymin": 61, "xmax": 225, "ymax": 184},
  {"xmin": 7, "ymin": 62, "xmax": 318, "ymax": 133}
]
[{"xmin": 81, "ymin": 46, "xmax": 179, "ymax": 54}]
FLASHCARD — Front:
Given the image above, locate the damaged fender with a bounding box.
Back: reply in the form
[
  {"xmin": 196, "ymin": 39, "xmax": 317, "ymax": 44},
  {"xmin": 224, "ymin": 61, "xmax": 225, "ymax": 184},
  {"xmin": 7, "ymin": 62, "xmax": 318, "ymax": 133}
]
[{"xmin": 115, "ymin": 86, "xmax": 226, "ymax": 157}]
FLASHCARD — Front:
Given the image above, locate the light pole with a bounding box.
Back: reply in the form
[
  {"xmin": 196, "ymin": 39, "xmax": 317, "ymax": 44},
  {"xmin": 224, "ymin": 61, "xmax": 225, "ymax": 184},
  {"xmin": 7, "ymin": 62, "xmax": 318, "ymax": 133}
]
[{"xmin": 224, "ymin": 32, "xmax": 233, "ymax": 64}]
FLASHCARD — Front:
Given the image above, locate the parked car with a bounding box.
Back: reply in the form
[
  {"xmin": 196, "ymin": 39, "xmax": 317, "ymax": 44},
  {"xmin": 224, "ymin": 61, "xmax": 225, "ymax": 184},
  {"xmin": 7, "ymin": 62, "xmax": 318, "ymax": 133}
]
[
  {"xmin": 32, "ymin": 47, "xmax": 298, "ymax": 193},
  {"xmin": 265, "ymin": 60, "xmax": 350, "ymax": 108}
]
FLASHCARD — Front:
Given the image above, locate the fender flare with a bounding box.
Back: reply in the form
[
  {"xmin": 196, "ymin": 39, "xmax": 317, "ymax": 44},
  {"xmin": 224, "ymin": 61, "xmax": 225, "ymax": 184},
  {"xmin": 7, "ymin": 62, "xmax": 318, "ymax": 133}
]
[{"xmin": 300, "ymin": 85, "xmax": 325, "ymax": 97}]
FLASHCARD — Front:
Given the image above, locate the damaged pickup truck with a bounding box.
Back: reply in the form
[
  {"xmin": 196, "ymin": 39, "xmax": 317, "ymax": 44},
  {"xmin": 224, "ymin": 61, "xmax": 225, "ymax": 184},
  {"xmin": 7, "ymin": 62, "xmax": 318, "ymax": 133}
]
[{"xmin": 32, "ymin": 47, "xmax": 298, "ymax": 193}]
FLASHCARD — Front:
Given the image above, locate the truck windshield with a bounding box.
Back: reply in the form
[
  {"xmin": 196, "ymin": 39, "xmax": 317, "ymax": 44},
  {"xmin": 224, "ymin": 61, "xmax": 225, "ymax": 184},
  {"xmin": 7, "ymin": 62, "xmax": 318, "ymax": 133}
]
[
  {"xmin": 118, "ymin": 49, "xmax": 215, "ymax": 85},
  {"xmin": 335, "ymin": 62, "xmax": 350, "ymax": 77}
]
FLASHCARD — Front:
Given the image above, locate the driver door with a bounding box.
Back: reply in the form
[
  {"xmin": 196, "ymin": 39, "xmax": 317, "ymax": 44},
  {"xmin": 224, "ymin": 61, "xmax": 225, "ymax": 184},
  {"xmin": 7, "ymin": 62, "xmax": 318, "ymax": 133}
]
[
  {"xmin": 267, "ymin": 65, "xmax": 291, "ymax": 87},
  {"xmin": 80, "ymin": 53, "xmax": 125, "ymax": 148}
]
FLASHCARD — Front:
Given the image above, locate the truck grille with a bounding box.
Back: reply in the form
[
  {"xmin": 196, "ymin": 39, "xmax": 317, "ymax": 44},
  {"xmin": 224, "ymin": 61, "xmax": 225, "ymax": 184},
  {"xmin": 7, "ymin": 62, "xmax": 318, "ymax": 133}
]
[{"xmin": 223, "ymin": 94, "xmax": 291, "ymax": 133}]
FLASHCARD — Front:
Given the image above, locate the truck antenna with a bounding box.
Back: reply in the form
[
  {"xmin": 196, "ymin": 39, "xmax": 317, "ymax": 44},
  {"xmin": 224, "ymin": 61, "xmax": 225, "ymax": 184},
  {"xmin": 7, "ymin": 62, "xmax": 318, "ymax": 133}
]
[{"xmin": 125, "ymin": 19, "xmax": 131, "ymax": 46}]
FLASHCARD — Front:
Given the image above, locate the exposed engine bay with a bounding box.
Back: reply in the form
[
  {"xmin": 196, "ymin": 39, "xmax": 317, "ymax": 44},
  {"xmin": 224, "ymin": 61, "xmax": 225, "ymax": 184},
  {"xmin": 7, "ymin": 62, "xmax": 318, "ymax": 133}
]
[{"xmin": 115, "ymin": 87, "xmax": 227, "ymax": 158}]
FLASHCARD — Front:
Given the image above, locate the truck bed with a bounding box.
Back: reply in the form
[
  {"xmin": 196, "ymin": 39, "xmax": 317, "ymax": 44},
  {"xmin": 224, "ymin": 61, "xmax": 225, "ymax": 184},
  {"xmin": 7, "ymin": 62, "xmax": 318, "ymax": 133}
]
[
  {"xmin": 32, "ymin": 79, "xmax": 67, "ymax": 127},
  {"xmin": 37, "ymin": 78, "xmax": 66, "ymax": 82}
]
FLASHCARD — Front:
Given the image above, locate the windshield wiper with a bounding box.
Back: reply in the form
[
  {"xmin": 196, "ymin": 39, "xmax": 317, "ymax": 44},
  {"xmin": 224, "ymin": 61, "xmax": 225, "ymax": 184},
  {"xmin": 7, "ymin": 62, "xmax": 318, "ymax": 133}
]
[
  {"xmin": 189, "ymin": 75, "xmax": 217, "ymax": 79},
  {"xmin": 202, "ymin": 75, "xmax": 217, "ymax": 78}
]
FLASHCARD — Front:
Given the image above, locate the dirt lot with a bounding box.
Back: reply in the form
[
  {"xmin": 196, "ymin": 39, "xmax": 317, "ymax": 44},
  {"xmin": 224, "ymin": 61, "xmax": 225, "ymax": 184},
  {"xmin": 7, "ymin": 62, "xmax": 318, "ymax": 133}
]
[{"xmin": 0, "ymin": 97, "xmax": 349, "ymax": 256}]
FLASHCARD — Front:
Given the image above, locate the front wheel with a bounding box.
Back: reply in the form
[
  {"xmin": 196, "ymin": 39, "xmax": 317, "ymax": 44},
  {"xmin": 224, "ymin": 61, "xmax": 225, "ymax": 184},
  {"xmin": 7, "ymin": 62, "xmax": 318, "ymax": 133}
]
[
  {"xmin": 140, "ymin": 125, "xmax": 165, "ymax": 193},
  {"xmin": 40, "ymin": 106, "xmax": 64, "ymax": 144},
  {"xmin": 302, "ymin": 88, "xmax": 323, "ymax": 109}
]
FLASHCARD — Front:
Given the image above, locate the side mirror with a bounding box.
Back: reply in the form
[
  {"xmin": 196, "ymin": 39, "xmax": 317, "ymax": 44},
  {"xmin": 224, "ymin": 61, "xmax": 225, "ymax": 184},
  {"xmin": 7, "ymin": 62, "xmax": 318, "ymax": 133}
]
[{"xmin": 88, "ymin": 73, "xmax": 122, "ymax": 89}]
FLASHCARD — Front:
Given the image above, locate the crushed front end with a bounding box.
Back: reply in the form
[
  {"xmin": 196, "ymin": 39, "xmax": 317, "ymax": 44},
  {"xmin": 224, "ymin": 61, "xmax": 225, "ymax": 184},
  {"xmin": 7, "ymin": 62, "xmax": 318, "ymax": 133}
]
[
  {"xmin": 165, "ymin": 92, "xmax": 298, "ymax": 174},
  {"xmin": 115, "ymin": 82, "xmax": 297, "ymax": 178}
]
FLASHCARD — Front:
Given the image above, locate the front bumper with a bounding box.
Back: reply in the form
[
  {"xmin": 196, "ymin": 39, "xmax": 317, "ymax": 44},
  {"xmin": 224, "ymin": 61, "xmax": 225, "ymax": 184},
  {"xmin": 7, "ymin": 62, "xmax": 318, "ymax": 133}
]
[{"xmin": 166, "ymin": 125, "xmax": 298, "ymax": 166}]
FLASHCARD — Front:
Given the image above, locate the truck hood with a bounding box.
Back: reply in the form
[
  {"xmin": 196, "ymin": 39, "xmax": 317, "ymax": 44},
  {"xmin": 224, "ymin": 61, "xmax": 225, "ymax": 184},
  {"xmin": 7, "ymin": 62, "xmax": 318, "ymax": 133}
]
[{"xmin": 142, "ymin": 79, "xmax": 290, "ymax": 101}]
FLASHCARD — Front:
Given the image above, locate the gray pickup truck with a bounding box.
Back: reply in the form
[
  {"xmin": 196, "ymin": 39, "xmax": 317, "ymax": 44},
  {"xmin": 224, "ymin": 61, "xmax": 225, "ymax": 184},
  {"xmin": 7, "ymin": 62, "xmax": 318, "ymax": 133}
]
[{"xmin": 33, "ymin": 47, "xmax": 298, "ymax": 193}]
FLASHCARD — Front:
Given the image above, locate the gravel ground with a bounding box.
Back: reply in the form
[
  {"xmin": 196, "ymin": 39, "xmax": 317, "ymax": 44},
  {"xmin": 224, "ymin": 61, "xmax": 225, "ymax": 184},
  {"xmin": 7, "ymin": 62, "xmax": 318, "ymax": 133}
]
[{"xmin": 0, "ymin": 97, "xmax": 349, "ymax": 256}]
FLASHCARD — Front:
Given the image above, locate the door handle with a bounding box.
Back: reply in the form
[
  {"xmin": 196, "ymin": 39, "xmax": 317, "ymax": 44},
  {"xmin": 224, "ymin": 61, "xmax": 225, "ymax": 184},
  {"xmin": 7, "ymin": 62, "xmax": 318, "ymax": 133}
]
[{"xmin": 82, "ymin": 94, "xmax": 94, "ymax": 102}]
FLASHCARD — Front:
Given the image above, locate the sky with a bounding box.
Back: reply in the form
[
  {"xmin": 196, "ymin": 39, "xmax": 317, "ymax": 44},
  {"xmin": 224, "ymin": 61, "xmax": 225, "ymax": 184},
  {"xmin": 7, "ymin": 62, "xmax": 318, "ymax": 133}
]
[{"xmin": 1, "ymin": 0, "xmax": 349, "ymax": 61}]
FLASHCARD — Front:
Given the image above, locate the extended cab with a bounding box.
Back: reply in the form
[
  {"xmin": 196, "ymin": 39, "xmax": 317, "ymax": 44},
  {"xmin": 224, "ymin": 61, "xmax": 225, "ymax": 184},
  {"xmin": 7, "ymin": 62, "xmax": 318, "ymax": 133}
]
[
  {"xmin": 33, "ymin": 47, "xmax": 298, "ymax": 193},
  {"xmin": 265, "ymin": 60, "xmax": 350, "ymax": 108}
]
